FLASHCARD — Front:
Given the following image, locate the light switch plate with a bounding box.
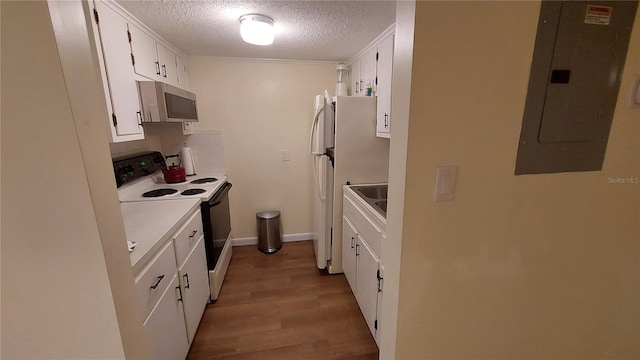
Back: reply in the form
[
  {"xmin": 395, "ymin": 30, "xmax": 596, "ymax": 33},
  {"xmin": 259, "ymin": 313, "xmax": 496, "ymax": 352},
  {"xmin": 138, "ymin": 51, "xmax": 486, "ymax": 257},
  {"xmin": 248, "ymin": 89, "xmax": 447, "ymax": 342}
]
[
  {"xmin": 434, "ymin": 166, "xmax": 457, "ymax": 202},
  {"xmin": 281, "ymin": 150, "xmax": 290, "ymax": 161}
]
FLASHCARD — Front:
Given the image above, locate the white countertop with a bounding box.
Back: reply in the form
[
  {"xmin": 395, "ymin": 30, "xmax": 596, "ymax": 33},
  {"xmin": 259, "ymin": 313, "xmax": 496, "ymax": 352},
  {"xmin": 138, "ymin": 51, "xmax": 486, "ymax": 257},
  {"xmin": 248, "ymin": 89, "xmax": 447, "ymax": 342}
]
[{"xmin": 121, "ymin": 199, "xmax": 201, "ymax": 272}]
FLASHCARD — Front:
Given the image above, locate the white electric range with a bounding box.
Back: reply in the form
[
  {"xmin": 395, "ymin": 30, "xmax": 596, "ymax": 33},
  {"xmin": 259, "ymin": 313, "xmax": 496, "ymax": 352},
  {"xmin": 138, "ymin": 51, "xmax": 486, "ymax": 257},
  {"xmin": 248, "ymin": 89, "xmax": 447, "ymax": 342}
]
[
  {"xmin": 117, "ymin": 172, "xmax": 227, "ymax": 203},
  {"xmin": 114, "ymin": 151, "xmax": 232, "ymax": 301}
]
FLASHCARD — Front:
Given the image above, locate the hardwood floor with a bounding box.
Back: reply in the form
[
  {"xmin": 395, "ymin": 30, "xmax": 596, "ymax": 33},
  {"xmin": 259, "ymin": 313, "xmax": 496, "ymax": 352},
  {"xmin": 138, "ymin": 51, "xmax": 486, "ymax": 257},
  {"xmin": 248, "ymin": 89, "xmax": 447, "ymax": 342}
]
[{"xmin": 187, "ymin": 240, "xmax": 379, "ymax": 360}]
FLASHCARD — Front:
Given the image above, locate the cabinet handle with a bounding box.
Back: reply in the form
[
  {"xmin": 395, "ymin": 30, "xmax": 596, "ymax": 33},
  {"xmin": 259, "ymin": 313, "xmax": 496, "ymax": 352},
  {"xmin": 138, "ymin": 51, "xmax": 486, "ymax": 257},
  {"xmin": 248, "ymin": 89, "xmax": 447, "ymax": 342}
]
[
  {"xmin": 155, "ymin": 61, "xmax": 161, "ymax": 75},
  {"xmin": 355, "ymin": 243, "xmax": 360, "ymax": 256},
  {"xmin": 384, "ymin": 113, "xmax": 388, "ymax": 128},
  {"xmin": 351, "ymin": 236, "xmax": 355, "ymax": 249},
  {"xmin": 189, "ymin": 230, "xmax": 198, "ymax": 240},
  {"xmin": 176, "ymin": 285, "xmax": 183, "ymax": 302},
  {"xmin": 150, "ymin": 274, "xmax": 164, "ymax": 290},
  {"xmin": 377, "ymin": 269, "xmax": 384, "ymax": 292},
  {"xmin": 136, "ymin": 111, "xmax": 143, "ymax": 126},
  {"xmin": 162, "ymin": 64, "xmax": 167, "ymax": 78},
  {"xmin": 183, "ymin": 273, "xmax": 190, "ymax": 289},
  {"xmin": 355, "ymin": 82, "xmax": 359, "ymax": 93}
]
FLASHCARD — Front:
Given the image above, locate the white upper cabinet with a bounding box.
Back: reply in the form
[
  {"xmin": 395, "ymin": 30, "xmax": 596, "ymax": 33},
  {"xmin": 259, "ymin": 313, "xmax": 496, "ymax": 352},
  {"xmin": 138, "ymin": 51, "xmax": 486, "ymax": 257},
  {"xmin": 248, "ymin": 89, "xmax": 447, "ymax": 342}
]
[
  {"xmin": 91, "ymin": 0, "xmax": 192, "ymax": 143},
  {"xmin": 360, "ymin": 47, "xmax": 377, "ymax": 96},
  {"xmin": 350, "ymin": 47, "xmax": 377, "ymax": 97},
  {"xmin": 156, "ymin": 42, "xmax": 179, "ymax": 87},
  {"xmin": 127, "ymin": 23, "xmax": 160, "ymax": 80},
  {"xmin": 92, "ymin": 0, "xmax": 144, "ymax": 142},
  {"xmin": 376, "ymin": 33, "xmax": 394, "ymax": 138},
  {"xmin": 176, "ymin": 55, "xmax": 190, "ymax": 90},
  {"xmin": 350, "ymin": 60, "xmax": 361, "ymax": 96},
  {"xmin": 128, "ymin": 23, "xmax": 180, "ymax": 87},
  {"xmin": 348, "ymin": 28, "xmax": 395, "ymax": 138}
]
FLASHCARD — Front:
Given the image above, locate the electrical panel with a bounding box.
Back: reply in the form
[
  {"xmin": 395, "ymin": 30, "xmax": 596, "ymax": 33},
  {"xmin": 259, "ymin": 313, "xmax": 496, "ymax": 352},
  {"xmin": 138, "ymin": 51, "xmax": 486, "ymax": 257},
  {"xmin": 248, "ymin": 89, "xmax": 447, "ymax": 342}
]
[{"xmin": 515, "ymin": 1, "xmax": 638, "ymax": 175}]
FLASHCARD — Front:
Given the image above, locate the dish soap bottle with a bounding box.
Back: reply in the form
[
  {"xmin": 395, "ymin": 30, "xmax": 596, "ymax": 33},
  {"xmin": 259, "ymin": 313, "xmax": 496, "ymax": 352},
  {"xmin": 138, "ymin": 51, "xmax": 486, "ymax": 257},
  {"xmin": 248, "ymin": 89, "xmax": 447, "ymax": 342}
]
[{"xmin": 365, "ymin": 81, "xmax": 373, "ymax": 96}]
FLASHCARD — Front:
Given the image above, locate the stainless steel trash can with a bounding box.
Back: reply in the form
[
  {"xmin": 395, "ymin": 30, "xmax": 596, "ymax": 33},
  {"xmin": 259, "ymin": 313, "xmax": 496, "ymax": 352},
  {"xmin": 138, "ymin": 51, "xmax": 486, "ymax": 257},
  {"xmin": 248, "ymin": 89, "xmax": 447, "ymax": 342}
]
[{"xmin": 256, "ymin": 211, "xmax": 282, "ymax": 254}]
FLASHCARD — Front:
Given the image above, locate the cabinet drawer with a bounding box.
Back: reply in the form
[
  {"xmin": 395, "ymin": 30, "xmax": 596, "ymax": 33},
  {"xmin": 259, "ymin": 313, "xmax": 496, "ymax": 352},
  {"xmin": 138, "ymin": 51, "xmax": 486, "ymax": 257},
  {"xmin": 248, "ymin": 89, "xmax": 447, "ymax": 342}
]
[
  {"xmin": 173, "ymin": 209, "xmax": 203, "ymax": 268},
  {"xmin": 343, "ymin": 196, "xmax": 381, "ymax": 257},
  {"xmin": 135, "ymin": 240, "xmax": 177, "ymax": 319}
]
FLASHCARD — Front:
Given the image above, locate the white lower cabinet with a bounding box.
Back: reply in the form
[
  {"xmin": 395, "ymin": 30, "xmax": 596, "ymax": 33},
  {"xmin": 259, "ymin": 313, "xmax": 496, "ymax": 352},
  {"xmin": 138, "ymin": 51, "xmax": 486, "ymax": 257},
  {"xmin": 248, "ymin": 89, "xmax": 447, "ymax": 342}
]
[
  {"xmin": 178, "ymin": 235, "xmax": 210, "ymax": 344},
  {"xmin": 134, "ymin": 207, "xmax": 209, "ymax": 359},
  {"xmin": 342, "ymin": 189, "xmax": 385, "ymax": 344},
  {"xmin": 342, "ymin": 216, "xmax": 357, "ymax": 291},
  {"xmin": 355, "ymin": 236, "xmax": 380, "ymax": 337},
  {"xmin": 144, "ymin": 274, "xmax": 189, "ymax": 360}
]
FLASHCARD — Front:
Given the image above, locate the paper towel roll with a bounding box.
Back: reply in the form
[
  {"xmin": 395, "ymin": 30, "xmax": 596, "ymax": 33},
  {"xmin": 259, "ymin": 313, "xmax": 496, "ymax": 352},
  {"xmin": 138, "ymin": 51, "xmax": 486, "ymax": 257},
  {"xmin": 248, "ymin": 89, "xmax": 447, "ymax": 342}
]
[{"xmin": 181, "ymin": 146, "xmax": 196, "ymax": 176}]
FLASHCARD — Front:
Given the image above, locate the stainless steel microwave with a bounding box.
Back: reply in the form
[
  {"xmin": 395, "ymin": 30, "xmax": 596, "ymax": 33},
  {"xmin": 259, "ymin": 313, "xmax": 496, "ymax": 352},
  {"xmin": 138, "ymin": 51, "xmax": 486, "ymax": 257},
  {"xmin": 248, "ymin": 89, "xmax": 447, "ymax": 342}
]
[{"xmin": 137, "ymin": 81, "xmax": 199, "ymax": 122}]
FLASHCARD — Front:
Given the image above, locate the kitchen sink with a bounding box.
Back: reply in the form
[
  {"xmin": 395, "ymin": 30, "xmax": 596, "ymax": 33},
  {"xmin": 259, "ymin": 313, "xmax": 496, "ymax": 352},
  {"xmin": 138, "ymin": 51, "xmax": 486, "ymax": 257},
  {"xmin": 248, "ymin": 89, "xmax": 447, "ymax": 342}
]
[
  {"xmin": 374, "ymin": 200, "xmax": 387, "ymax": 213},
  {"xmin": 350, "ymin": 184, "xmax": 388, "ymax": 216},
  {"xmin": 354, "ymin": 185, "xmax": 387, "ymax": 200}
]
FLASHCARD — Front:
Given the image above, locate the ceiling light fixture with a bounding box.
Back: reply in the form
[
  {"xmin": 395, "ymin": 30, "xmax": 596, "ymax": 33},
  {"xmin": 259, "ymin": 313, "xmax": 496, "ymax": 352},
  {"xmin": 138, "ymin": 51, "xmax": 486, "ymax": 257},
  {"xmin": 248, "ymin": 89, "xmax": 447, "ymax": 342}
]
[{"xmin": 239, "ymin": 14, "xmax": 274, "ymax": 46}]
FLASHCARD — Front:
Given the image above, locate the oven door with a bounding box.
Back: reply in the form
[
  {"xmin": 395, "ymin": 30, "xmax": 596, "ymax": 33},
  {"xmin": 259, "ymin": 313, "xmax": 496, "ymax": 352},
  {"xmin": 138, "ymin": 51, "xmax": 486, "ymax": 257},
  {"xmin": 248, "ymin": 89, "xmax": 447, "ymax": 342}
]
[{"xmin": 201, "ymin": 182, "xmax": 232, "ymax": 271}]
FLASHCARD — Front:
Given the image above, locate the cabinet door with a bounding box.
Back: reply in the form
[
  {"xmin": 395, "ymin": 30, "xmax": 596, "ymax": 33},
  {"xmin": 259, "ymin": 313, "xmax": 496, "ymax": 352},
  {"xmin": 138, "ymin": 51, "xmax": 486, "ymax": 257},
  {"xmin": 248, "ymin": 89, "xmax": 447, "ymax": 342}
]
[
  {"xmin": 376, "ymin": 34, "xmax": 394, "ymax": 138},
  {"xmin": 355, "ymin": 237, "xmax": 379, "ymax": 338},
  {"xmin": 350, "ymin": 60, "xmax": 361, "ymax": 96},
  {"xmin": 93, "ymin": 1, "xmax": 144, "ymax": 138},
  {"xmin": 360, "ymin": 47, "xmax": 377, "ymax": 96},
  {"xmin": 342, "ymin": 216, "xmax": 358, "ymax": 292},
  {"xmin": 157, "ymin": 43, "xmax": 178, "ymax": 87},
  {"xmin": 375, "ymin": 262, "xmax": 384, "ymax": 344},
  {"xmin": 179, "ymin": 235, "xmax": 210, "ymax": 344},
  {"xmin": 143, "ymin": 275, "xmax": 189, "ymax": 360},
  {"xmin": 128, "ymin": 23, "xmax": 160, "ymax": 80},
  {"xmin": 176, "ymin": 55, "xmax": 190, "ymax": 90}
]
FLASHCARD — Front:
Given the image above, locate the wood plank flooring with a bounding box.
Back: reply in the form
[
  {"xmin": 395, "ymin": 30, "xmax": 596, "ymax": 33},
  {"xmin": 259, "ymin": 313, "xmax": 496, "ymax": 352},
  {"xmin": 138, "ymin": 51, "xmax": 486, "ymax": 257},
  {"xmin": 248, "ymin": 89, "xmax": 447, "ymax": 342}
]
[{"xmin": 187, "ymin": 240, "xmax": 379, "ymax": 360}]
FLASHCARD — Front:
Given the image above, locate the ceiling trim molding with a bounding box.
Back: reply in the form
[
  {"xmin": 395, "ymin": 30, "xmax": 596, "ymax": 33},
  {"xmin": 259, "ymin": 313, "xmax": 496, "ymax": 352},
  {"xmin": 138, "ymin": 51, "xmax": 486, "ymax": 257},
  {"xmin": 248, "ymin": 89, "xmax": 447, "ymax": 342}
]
[
  {"xmin": 347, "ymin": 23, "xmax": 396, "ymax": 66},
  {"xmin": 185, "ymin": 56, "xmax": 340, "ymax": 66}
]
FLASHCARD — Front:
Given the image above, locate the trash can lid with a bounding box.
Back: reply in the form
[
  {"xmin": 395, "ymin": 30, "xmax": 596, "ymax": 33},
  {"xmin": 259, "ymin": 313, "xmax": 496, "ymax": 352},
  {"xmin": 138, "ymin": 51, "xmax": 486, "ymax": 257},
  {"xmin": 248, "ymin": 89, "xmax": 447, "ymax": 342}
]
[{"xmin": 257, "ymin": 211, "xmax": 280, "ymax": 219}]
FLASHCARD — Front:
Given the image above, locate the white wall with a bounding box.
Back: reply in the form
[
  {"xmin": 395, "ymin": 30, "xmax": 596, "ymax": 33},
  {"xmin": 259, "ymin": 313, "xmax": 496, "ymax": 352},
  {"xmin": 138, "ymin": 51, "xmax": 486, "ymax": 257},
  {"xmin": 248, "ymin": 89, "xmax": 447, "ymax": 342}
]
[
  {"xmin": 394, "ymin": 2, "xmax": 640, "ymax": 358},
  {"xmin": 187, "ymin": 58, "xmax": 336, "ymax": 239},
  {"xmin": 1, "ymin": 1, "xmax": 134, "ymax": 358},
  {"xmin": 380, "ymin": 1, "xmax": 415, "ymax": 358}
]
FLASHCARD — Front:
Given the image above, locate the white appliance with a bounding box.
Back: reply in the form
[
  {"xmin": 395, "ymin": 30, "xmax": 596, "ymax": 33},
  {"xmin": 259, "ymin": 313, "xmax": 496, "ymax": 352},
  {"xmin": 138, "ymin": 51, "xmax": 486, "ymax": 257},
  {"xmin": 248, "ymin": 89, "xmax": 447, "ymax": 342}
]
[
  {"xmin": 310, "ymin": 95, "xmax": 390, "ymax": 273},
  {"xmin": 115, "ymin": 151, "xmax": 232, "ymax": 301}
]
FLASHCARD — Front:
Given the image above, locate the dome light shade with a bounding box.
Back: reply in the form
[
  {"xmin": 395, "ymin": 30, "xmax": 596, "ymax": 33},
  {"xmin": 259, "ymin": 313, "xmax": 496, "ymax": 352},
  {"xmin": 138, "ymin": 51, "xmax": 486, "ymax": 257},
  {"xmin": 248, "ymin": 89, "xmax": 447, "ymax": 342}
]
[{"xmin": 239, "ymin": 14, "xmax": 274, "ymax": 46}]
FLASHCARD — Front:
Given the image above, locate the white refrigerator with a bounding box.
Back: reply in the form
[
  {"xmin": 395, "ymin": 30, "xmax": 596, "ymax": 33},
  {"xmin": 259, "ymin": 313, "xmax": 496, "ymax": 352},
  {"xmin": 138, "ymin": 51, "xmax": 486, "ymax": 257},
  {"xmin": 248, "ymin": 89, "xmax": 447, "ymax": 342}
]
[{"xmin": 310, "ymin": 95, "xmax": 389, "ymax": 274}]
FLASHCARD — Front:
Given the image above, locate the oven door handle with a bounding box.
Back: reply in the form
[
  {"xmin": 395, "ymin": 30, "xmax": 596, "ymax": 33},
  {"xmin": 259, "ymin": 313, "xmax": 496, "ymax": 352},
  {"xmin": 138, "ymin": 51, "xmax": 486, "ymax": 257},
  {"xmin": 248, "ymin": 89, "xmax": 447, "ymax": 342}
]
[{"xmin": 208, "ymin": 182, "xmax": 232, "ymax": 207}]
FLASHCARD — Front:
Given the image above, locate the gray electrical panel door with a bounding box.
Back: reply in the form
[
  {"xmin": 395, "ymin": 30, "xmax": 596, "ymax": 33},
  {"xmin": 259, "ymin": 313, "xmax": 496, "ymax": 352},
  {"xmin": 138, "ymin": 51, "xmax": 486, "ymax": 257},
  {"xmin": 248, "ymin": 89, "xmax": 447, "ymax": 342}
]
[{"xmin": 515, "ymin": 1, "xmax": 637, "ymax": 175}]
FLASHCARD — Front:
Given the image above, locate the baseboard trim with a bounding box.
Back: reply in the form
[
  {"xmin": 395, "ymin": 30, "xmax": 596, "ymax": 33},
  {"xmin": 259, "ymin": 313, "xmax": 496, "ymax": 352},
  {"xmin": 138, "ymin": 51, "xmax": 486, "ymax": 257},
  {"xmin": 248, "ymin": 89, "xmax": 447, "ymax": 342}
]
[{"xmin": 232, "ymin": 233, "xmax": 313, "ymax": 247}]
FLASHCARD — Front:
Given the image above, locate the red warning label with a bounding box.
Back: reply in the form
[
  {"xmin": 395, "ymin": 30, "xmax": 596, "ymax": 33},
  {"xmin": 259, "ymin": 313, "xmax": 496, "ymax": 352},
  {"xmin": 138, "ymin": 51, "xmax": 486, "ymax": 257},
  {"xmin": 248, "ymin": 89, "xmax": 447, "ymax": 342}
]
[{"xmin": 585, "ymin": 5, "xmax": 613, "ymax": 25}]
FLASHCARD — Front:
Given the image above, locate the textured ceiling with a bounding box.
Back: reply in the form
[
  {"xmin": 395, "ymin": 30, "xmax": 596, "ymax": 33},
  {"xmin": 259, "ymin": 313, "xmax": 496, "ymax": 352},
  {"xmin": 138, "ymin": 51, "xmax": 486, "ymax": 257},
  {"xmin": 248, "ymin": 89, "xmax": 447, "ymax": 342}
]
[{"xmin": 116, "ymin": 0, "xmax": 396, "ymax": 62}]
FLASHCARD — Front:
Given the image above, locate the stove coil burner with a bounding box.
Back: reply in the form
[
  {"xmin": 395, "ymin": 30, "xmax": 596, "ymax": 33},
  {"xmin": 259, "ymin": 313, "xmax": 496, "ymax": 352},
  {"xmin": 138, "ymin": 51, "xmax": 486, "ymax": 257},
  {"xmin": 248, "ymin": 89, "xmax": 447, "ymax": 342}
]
[
  {"xmin": 142, "ymin": 188, "xmax": 178, "ymax": 198},
  {"xmin": 181, "ymin": 188, "xmax": 206, "ymax": 196},
  {"xmin": 191, "ymin": 177, "xmax": 218, "ymax": 184}
]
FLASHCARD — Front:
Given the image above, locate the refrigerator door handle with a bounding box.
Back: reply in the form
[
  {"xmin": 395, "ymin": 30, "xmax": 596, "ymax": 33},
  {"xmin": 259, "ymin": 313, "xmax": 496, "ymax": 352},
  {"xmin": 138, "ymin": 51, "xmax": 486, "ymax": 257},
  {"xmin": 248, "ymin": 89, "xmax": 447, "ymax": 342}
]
[
  {"xmin": 309, "ymin": 95, "xmax": 325, "ymax": 155},
  {"xmin": 312, "ymin": 155, "xmax": 326, "ymax": 201}
]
